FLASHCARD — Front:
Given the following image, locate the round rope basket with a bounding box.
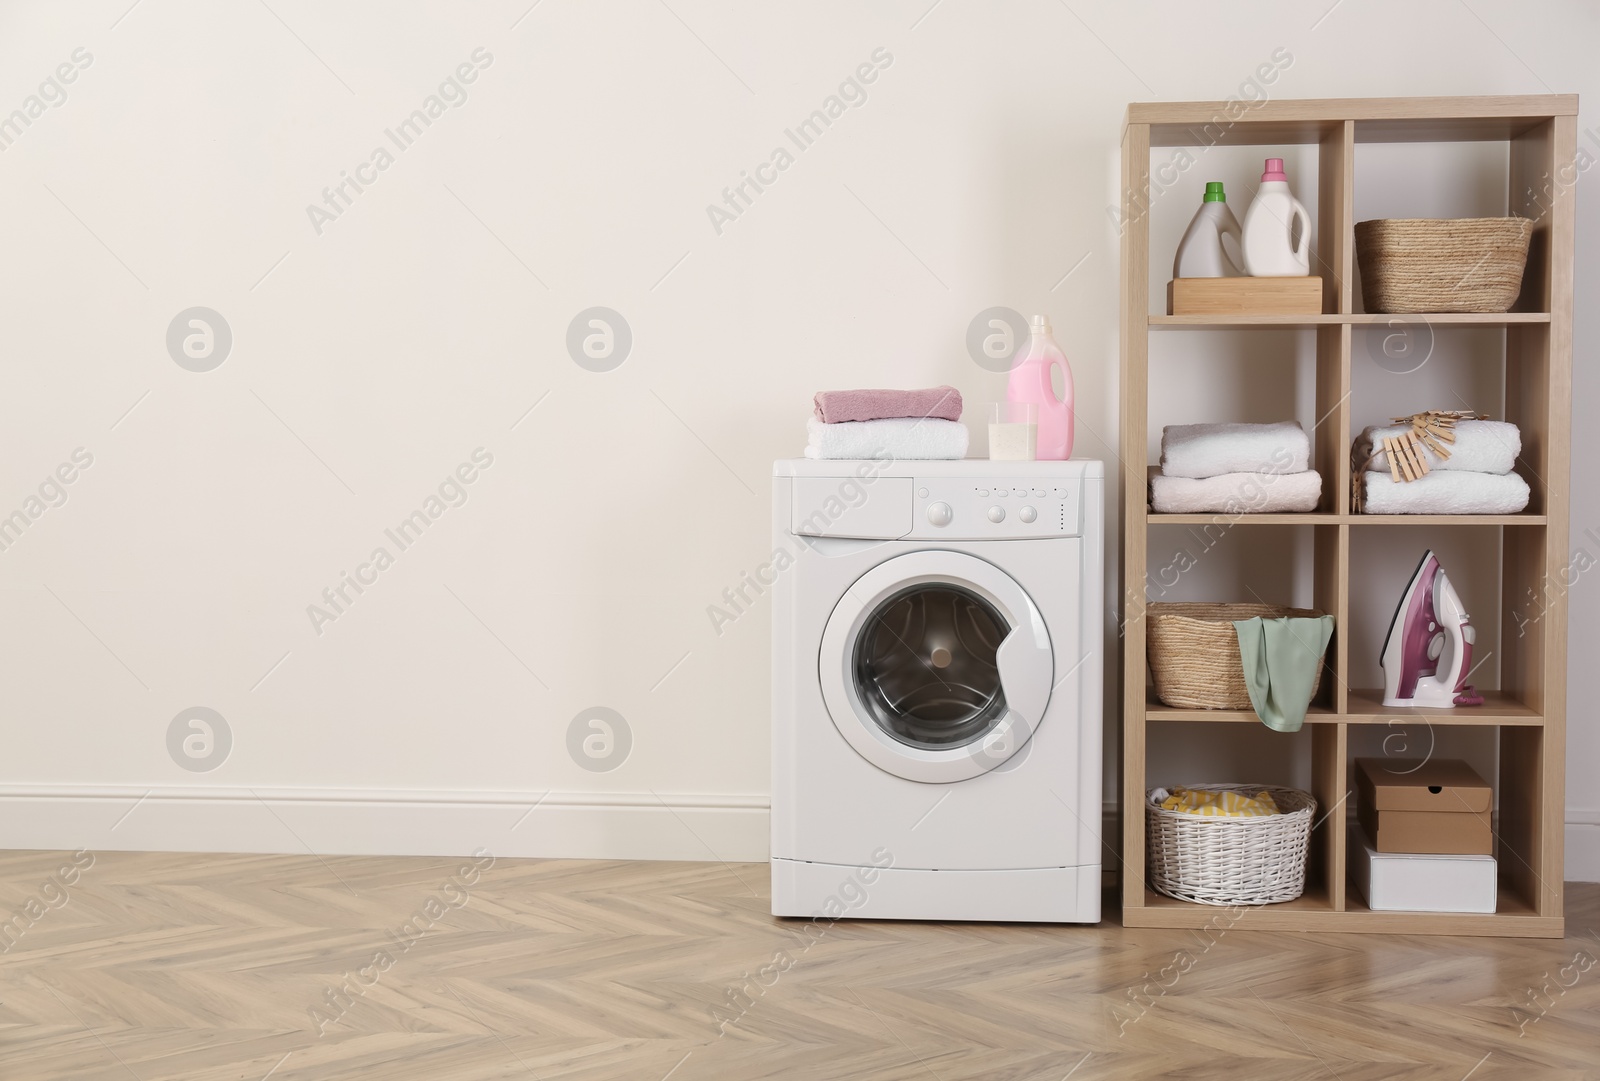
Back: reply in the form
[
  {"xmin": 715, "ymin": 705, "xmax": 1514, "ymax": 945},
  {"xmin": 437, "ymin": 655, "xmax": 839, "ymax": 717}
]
[
  {"xmin": 1146, "ymin": 785, "xmax": 1316, "ymax": 906},
  {"xmin": 1146, "ymin": 602, "xmax": 1325, "ymax": 710},
  {"xmin": 1355, "ymin": 217, "xmax": 1532, "ymax": 313}
]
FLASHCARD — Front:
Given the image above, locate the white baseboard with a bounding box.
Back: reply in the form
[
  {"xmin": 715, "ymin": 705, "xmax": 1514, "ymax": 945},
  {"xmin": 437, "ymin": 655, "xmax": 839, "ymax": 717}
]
[
  {"xmin": 1, "ymin": 788, "xmax": 1593, "ymax": 883},
  {"xmin": 1567, "ymin": 811, "xmax": 1600, "ymax": 884},
  {"xmin": 0, "ymin": 786, "xmax": 770, "ymax": 862}
]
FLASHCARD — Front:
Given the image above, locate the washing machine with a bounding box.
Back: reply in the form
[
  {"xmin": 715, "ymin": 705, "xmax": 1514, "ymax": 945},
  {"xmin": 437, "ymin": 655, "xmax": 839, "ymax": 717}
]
[{"xmin": 771, "ymin": 457, "xmax": 1103, "ymax": 923}]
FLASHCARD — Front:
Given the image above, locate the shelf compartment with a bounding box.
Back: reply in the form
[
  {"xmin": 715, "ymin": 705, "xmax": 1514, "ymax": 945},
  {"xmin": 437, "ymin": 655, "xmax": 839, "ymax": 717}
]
[
  {"xmin": 1146, "ymin": 324, "xmax": 1344, "ymax": 515},
  {"xmin": 1345, "ymin": 689, "xmax": 1542, "ymax": 724},
  {"xmin": 1144, "ymin": 138, "xmax": 1332, "ymax": 318},
  {"xmin": 1346, "ymin": 526, "xmax": 1504, "ymax": 694},
  {"xmin": 1498, "ymin": 725, "xmax": 1557, "ymax": 915}
]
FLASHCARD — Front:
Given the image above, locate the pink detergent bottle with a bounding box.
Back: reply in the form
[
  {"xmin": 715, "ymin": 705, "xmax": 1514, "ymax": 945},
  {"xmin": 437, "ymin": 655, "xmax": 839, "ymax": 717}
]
[{"xmin": 1006, "ymin": 315, "xmax": 1074, "ymax": 459}]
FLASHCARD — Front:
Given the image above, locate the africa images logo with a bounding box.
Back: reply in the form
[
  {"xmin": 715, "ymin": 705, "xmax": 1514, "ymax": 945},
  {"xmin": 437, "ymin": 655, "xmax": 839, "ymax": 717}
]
[
  {"xmin": 705, "ymin": 48, "xmax": 892, "ymax": 236},
  {"xmin": 305, "ymin": 48, "xmax": 493, "ymax": 235}
]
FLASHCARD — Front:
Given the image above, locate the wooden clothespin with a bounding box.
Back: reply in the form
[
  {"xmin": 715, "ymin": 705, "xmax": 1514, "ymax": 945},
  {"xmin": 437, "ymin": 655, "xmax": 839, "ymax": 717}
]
[{"xmin": 1382, "ymin": 433, "xmax": 1429, "ymax": 482}]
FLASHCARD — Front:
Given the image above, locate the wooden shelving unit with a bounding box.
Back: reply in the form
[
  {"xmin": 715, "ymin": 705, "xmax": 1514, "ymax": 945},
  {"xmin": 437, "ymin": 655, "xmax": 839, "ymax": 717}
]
[{"xmin": 1119, "ymin": 96, "xmax": 1575, "ymax": 937}]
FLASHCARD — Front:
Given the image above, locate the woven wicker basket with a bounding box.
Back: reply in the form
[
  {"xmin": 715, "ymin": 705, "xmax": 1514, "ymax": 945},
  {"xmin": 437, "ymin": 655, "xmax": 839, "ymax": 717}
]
[
  {"xmin": 1146, "ymin": 602, "xmax": 1326, "ymax": 710},
  {"xmin": 1355, "ymin": 217, "xmax": 1532, "ymax": 313},
  {"xmin": 1147, "ymin": 785, "xmax": 1316, "ymax": 905}
]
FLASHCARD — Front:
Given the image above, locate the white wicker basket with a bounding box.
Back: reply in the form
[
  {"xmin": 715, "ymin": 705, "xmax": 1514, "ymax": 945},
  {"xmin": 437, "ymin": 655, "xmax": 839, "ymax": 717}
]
[{"xmin": 1146, "ymin": 785, "xmax": 1316, "ymax": 906}]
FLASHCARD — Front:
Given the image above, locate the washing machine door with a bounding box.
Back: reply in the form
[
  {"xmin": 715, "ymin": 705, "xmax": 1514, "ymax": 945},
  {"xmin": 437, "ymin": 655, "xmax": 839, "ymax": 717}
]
[{"xmin": 818, "ymin": 550, "xmax": 1054, "ymax": 783}]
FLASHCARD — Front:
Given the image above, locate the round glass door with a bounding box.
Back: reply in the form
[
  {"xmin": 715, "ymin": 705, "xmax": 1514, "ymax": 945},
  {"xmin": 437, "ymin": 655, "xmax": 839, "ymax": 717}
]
[
  {"xmin": 853, "ymin": 584, "xmax": 1009, "ymax": 750},
  {"xmin": 819, "ymin": 550, "xmax": 1054, "ymax": 783}
]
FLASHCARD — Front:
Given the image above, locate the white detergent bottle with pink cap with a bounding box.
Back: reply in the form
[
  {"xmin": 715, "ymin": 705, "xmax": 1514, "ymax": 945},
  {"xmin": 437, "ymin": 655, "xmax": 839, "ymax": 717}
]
[
  {"xmin": 1006, "ymin": 315, "xmax": 1074, "ymax": 459},
  {"xmin": 1241, "ymin": 157, "xmax": 1311, "ymax": 276}
]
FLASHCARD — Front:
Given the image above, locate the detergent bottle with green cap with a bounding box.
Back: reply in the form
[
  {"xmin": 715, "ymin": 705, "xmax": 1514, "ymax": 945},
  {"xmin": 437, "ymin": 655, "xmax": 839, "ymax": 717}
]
[
  {"xmin": 1242, "ymin": 157, "xmax": 1311, "ymax": 276},
  {"xmin": 1173, "ymin": 181, "xmax": 1244, "ymax": 278}
]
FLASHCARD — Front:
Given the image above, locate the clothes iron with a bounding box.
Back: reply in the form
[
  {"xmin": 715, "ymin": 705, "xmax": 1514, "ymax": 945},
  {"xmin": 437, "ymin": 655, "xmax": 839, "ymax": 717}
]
[{"xmin": 1381, "ymin": 549, "xmax": 1477, "ymax": 708}]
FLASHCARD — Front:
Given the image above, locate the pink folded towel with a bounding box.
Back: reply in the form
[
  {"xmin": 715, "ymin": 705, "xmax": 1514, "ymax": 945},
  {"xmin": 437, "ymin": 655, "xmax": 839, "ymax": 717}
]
[{"xmin": 813, "ymin": 385, "xmax": 963, "ymax": 424}]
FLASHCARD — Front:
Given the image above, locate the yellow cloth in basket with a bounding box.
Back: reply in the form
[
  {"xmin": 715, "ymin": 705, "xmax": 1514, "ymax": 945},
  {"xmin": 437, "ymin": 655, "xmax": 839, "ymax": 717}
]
[{"xmin": 1160, "ymin": 787, "xmax": 1280, "ymax": 817}]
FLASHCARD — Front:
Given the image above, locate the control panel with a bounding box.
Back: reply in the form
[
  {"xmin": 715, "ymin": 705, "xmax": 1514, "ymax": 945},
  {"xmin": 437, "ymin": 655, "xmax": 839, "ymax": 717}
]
[{"xmin": 907, "ymin": 478, "xmax": 1082, "ymax": 539}]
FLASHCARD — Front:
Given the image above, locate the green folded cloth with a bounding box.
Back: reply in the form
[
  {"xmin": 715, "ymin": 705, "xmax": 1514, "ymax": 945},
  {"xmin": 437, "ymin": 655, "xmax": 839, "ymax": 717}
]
[{"xmin": 1232, "ymin": 615, "xmax": 1335, "ymax": 732}]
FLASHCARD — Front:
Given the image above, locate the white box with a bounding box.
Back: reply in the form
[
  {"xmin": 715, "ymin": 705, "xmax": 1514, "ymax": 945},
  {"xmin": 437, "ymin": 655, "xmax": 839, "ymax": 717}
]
[{"xmin": 1349, "ymin": 825, "xmax": 1496, "ymax": 913}]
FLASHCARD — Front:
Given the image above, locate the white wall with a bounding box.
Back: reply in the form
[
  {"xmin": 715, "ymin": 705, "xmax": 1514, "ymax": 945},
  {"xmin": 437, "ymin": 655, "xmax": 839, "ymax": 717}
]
[{"xmin": 0, "ymin": 0, "xmax": 1593, "ymax": 878}]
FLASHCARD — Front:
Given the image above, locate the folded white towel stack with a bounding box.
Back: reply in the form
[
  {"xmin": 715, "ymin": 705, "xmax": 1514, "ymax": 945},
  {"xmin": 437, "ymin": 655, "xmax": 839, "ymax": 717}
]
[
  {"xmin": 1160, "ymin": 421, "xmax": 1311, "ymax": 479},
  {"xmin": 1151, "ymin": 470, "xmax": 1322, "ymax": 515},
  {"xmin": 1360, "ymin": 470, "xmax": 1529, "ymax": 515},
  {"xmin": 1355, "ymin": 420, "xmax": 1520, "ymax": 476},
  {"xmin": 1153, "ymin": 420, "xmax": 1320, "ymax": 514},
  {"xmin": 804, "ymin": 416, "xmax": 969, "ymax": 460},
  {"xmin": 1352, "ymin": 416, "xmax": 1525, "ymax": 515}
]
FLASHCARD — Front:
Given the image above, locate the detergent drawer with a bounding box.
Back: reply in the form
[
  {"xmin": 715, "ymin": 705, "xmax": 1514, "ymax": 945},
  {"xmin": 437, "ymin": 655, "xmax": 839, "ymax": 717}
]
[{"xmin": 791, "ymin": 477, "xmax": 912, "ymax": 539}]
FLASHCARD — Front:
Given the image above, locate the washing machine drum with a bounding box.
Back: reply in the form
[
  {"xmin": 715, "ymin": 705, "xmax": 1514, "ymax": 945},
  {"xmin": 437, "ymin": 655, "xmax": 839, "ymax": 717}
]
[
  {"xmin": 820, "ymin": 551, "xmax": 1056, "ymax": 783},
  {"xmin": 853, "ymin": 585, "xmax": 1010, "ymax": 748}
]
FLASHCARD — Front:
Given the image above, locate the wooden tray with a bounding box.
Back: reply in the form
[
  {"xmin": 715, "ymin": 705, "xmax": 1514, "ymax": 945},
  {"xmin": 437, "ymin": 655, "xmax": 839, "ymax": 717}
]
[{"xmin": 1168, "ymin": 276, "xmax": 1323, "ymax": 315}]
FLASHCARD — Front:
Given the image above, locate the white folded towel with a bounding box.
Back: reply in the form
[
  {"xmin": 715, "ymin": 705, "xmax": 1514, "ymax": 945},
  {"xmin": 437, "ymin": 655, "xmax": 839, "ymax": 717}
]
[
  {"xmin": 1360, "ymin": 470, "xmax": 1529, "ymax": 515},
  {"xmin": 1160, "ymin": 421, "xmax": 1310, "ymax": 479},
  {"xmin": 1354, "ymin": 420, "xmax": 1520, "ymax": 476},
  {"xmin": 1150, "ymin": 470, "xmax": 1322, "ymax": 514},
  {"xmin": 804, "ymin": 416, "xmax": 969, "ymax": 460}
]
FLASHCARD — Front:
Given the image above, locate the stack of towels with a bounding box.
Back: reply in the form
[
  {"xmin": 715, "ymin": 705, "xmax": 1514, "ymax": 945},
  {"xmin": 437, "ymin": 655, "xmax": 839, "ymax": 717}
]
[
  {"xmin": 806, "ymin": 386, "xmax": 968, "ymax": 460},
  {"xmin": 1151, "ymin": 421, "xmax": 1322, "ymax": 514},
  {"xmin": 1354, "ymin": 420, "xmax": 1528, "ymax": 514}
]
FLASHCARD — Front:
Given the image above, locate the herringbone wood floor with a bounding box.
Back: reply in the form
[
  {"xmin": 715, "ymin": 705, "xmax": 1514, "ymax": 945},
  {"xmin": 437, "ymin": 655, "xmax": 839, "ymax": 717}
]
[{"xmin": 1, "ymin": 850, "xmax": 1596, "ymax": 1080}]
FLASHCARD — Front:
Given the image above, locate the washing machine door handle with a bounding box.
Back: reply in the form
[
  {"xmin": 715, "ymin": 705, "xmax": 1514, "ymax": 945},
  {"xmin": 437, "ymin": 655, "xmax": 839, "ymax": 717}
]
[{"xmin": 995, "ymin": 612, "xmax": 1053, "ymax": 722}]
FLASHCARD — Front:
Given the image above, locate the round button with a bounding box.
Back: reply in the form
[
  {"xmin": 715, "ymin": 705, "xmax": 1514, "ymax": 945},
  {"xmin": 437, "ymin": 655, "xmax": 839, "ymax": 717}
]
[
  {"xmin": 917, "ymin": 487, "xmax": 929, "ymax": 498},
  {"xmin": 987, "ymin": 506, "xmax": 1005, "ymax": 523},
  {"xmin": 1427, "ymin": 632, "xmax": 1445, "ymax": 661},
  {"xmin": 927, "ymin": 502, "xmax": 953, "ymax": 527},
  {"xmin": 1020, "ymin": 505, "xmax": 1037, "ymax": 523}
]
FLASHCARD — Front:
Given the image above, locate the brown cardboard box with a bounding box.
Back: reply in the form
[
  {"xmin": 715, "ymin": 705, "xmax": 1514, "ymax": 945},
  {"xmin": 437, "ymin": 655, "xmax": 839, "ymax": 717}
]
[{"xmin": 1355, "ymin": 758, "xmax": 1492, "ymax": 855}]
